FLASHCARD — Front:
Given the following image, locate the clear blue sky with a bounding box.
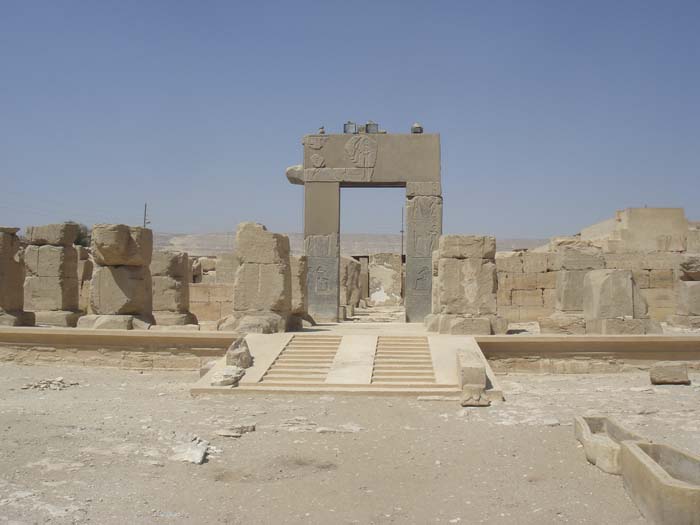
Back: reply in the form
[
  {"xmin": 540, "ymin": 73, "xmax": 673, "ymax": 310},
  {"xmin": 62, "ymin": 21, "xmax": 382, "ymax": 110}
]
[{"xmin": 2, "ymin": 1, "xmax": 699, "ymax": 239}]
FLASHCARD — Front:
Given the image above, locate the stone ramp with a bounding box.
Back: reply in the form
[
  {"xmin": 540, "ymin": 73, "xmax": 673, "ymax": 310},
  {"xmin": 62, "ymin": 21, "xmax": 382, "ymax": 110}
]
[{"xmin": 192, "ymin": 334, "xmax": 502, "ymax": 397}]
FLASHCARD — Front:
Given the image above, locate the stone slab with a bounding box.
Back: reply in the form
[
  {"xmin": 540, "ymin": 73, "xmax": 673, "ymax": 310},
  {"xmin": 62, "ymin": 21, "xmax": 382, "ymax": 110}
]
[{"xmin": 325, "ymin": 335, "xmax": 377, "ymax": 384}]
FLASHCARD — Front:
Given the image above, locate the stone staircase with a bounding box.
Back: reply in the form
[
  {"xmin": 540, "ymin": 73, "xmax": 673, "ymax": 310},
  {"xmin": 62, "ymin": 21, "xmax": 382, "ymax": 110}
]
[
  {"xmin": 260, "ymin": 334, "xmax": 342, "ymax": 386},
  {"xmin": 371, "ymin": 336, "xmax": 437, "ymax": 385}
]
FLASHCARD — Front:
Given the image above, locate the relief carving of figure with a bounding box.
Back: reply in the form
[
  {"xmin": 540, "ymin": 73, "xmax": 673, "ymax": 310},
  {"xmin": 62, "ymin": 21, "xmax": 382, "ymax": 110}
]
[{"xmin": 344, "ymin": 135, "xmax": 377, "ymax": 168}]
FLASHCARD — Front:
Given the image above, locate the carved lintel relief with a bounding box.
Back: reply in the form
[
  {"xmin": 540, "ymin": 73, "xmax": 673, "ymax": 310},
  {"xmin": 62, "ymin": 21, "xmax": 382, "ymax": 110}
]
[
  {"xmin": 304, "ymin": 136, "xmax": 328, "ymax": 150},
  {"xmin": 406, "ymin": 196, "xmax": 442, "ymax": 258},
  {"xmin": 344, "ymin": 135, "xmax": 377, "ymax": 182},
  {"xmin": 304, "ymin": 168, "xmax": 368, "ymax": 183},
  {"xmin": 310, "ymin": 153, "xmax": 325, "ymax": 168}
]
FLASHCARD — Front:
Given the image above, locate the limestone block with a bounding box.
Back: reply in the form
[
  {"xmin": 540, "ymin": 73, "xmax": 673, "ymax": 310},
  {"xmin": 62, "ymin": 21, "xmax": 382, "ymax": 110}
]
[
  {"xmin": 649, "ymin": 269, "xmax": 674, "ymax": 289},
  {"xmin": 583, "ymin": 270, "xmax": 634, "ymax": 320},
  {"xmin": 232, "ymin": 262, "xmax": 291, "ymax": 314},
  {"xmin": 519, "ymin": 305, "xmax": 552, "ymax": 321},
  {"xmin": 641, "ymin": 252, "xmax": 682, "ymax": 271},
  {"xmin": 448, "ymin": 316, "xmax": 492, "ymax": 335},
  {"xmin": 555, "ymin": 270, "xmax": 588, "ymax": 311},
  {"xmin": 368, "ymin": 253, "xmax": 402, "ymax": 306},
  {"xmin": 217, "ymin": 311, "xmax": 286, "ymax": 333},
  {"xmin": 546, "ymin": 253, "xmax": 562, "ymax": 271},
  {"xmin": 77, "ymin": 259, "xmax": 93, "ymax": 282},
  {"xmin": 215, "ymin": 253, "xmax": 239, "ymax": 283},
  {"xmin": 537, "ymin": 271, "xmax": 558, "ymax": 290},
  {"xmin": 406, "ymin": 181, "xmax": 441, "ymax": 197},
  {"xmin": 150, "ymin": 251, "xmax": 189, "ymax": 279},
  {"xmin": 668, "ymin": 315, "xmax": 700, "ymax": 329},
  {"xmin": 603, "ymin": 253, "xmax": 645, "ymax": 271},
  {"xmin": 438, "ymin": 258, "xmax": 496, "ymax": 315},
  {"xmin": 290, "ymin": 255, "xmax": 308, "ymax": 316},
  {"xmin": 538, "ymin": 312, "xmax": 586, "ymax": 334},
  {"xmin": 339, "ymin": 256, "xmax": 361, "ymax": 307},
  {"xmin": 495, "ymin": 252, "xmax": 523, "ymax": 274},
  {"xmin": 512, "ymin": 289, "xmax": 543, "ymax": 307},
  {"xmin": 687, "ymin": 229, "xmax": 700, "ymax": 252},
  {"xmin": 24, "ymin": 276, "xmax": 79, "ymax": 311},
  {"xmin": 556, "ymin": 247, "xmax": 604, "ymax": 271},
  {"xmin": 522, "ymin": 252, "xmax": 548, "ymax": 274},
  {"xmin": 543, "ymin": 289, "xmax": 556, "ymax": 308},
  {"xmin": 456, "ymin": 349, "xmax": 487, "ymax": 388},
  {"xmin": 677, "ymin": 281, "xmax": 700, "ymax": 316},
  {"xmin": 91, "ymin": 224, "xmax": 153, "ymax": 267},
  {"xmin": 438, "ymin": 235, "xmax": 496, "ymax": 260},
  {"xmin": 152, "ymin": 311, "xmax": 197, "ymax": 326},
  {"xmin": 585, "ymin": 318, "xmax": 646, "ymax": 335},
  {"xmin": 499, "ymin": 272, "xmax": 538, "ymax": 291},
  {"xmin": 489, "ymin": 315, "xmax": 509, "ymax": 335},
  {"xmin": 437, "ymin": 314, "xmax": 457, "ymax": 334},
  {"xmin": 90, "ymin": 265, "xmax": 150, "ymax": 315},
  {"xmin": 632, "ymin": 269, "xmax": 650, "ymax": 289},
  {"xmin": 25, "ymin": 223, "xmax": 79, "ymax": 246},
  {"xmin": 77, "ymin": 314, "xmax": 136, "ymax": 330},
  {"xmin": 497, "ymin": 288, "xmax": 512, "ymax": 306},
  {"xmin": 498, "ymin": 305, "xmax": 520, "ymax": 322},
  {"xmin": 650, "ymin": 362, "xmax": 690, "ymax": 385},
  {"xmin": 24, "ymin": 245, "xmax": 77, "ymax": 278},
  {"xmin": 640, "ymin": 288, "xmax": 675, "ymax": 311},
  {"xmin": 0, "ymin": 231, "xmax": 25, "ymax": 312},
  {"xmin": 680, "ymin": 255, "xmax": 700, "ymax": 281},
  {"xmin": 152, "ymin": 276, "xmax": 188, "ymax": 313},
  {"xmin": 235, "ymin": 222, "xmax": 290, "ymax": 265},
  {"xmin": 0, "ymin": 311, "xmax": 34, "ymax": 326},
  {"xmin": 33, "ymin": 310, "xmax": 81, "ymax": 327}
]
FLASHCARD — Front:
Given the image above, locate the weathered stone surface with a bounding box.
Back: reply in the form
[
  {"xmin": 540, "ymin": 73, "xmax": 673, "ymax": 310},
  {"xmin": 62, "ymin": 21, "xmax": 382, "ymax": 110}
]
[
  {"xmin": 215, "ymin": 253, "xmax": 239, "ymax": 284},
  {"xmin": 448, "ymin": 316, "xmax": 492, "ymax": 335},
  {"xmin": 0, "ymin": 311, "xmax": 34, "ymax": 326},
  {"xmin": 406, "ymin": 181, "xmax": 441, "ymax": 197},
  {"xmin": 24, "ymin": 245, "xmax": 78, "ymax": 278},
  {"xmin": 77, "ymin": 314, "xmax": 135, "ymax": 330},
  {"xmin": 460, "ymin": 386, "xmax": 491, "ymax": 407},
  {"xmin": 641, "ymin": 252, "xmax": 682, "ymax": 271},
  {"xmin": 290, "ymin": 255, "xmax": 308, "ymax": 316},
  {"xmin": 687, "ymin": 229, "xmax": 700, "ymax": 253},
  {"xmin": 495, "ymin": 251, "xmax": 523, "ymax": 274},
  {"xmin": 218, "ymin": 311, "xmax": 286, "ymax": 333},
  {"xmin": 438, "ymin": 258, "xmax": 497, "ymax": 315},
  {"xmin": 677, "ymin": 281, "xmax": 700, "ymax": 316},
  {"xmin": 368, "ymin": 253, "xmax": 402, "ymax": 306},
  {"xmin": 0, "ymin": 230, "xmax": 26, "ymax": 313},
  {"xmin": 210, "ymin": 366, "xmax": 245, "ymax": 387},
  {"xmin": 235, "ymin": 222, "xmax": 290, "ymax": 265},
  {"xmin": 521, "ymin": 252, "xmax": 548, "ymax": 274},
  {"xmin": 555, "ymin": 247, "xmax": 604, "ymax": 271},
  {"xmin": 225, "ymin": 338, "xmax": 253, "ymax": 368},
  {"xmin": 585, "ymin": 318, "xmax": 646, "ymax": 335},
  {"xmin": 33, "ymin": 310, "xmax": 81, "ymax": 327},
  {"xmin": 555, "ymin": 270, "xmax": 587, "ymax": 312},
  {"xmin": 583, "ymin": 270, "xmax": 634, "ymax": 320},
  {"xmin": 339, "ymin": 256, "xmax": 361, "ymax": 307},
  {"xmin": 650, "ymin": 361, "xmax": 690, "ymax": 385},
  {"xmin": 152, "ymin": 311, "xmax": 197, "ymax": 326},
  {"xmin": 538, "ymin": 312, "xmax": 586, "ymax": 334},
  {"xmin": 150, "ymin": 251, "xmax": 189, "ymax": 278},
  {"xmin": 439, "ymin": 235, "xmax": 496, "ymax": 260},
  {"xmin": 91, "ymin": 224, "xmax": 153, "ymax": 267},
  {"xmin": 90, "ymin": 265, "xmax": 150, "ymax": 315},
  {"xmin": 668, "ymin": 315, "xmax": 700, "ymax": 329},
  {"xmin": 25, "ymin": 223, "xmax": 79, "ymax": 246},
  {"xmin": 512, "ymin": 289, "xmax": 543, "ymax": 306},
  {"xmin": 152, "ymin": 276, "xmax": 188, "ymax": 313},
  {"xmin": 24, "ymin": 275, "xmax": 79, "ymax": 311},
  {"xmin": 680, "ymin": 254, "xmax": 700, "ymax": 281},
  {"xmin": 233, "ymin": 262, "xmax": 291, "ymax": 314}
]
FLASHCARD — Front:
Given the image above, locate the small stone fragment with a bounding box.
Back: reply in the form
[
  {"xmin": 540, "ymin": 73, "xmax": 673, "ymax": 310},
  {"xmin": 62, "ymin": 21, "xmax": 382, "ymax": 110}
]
[{"xmin": 649, "ymin": 361, "xmax": 691, "ymax": 385}]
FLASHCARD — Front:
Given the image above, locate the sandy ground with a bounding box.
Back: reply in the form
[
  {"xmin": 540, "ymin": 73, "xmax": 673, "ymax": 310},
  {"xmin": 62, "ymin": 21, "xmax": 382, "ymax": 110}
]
[{"xmin": 1, "ymin": 363, "xmax": 699, "ymax": 524}]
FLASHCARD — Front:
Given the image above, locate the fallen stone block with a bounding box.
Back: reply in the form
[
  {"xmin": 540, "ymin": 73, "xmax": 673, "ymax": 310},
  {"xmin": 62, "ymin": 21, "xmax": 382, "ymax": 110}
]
[
  {"xmin": 226, "ymin": 337, "xmax": 253, "ymax": 368},
  {"xmin": 25, "ymin": 223, "xmax": 80, "ymax": 246},
  {"xmin": 460, "ymin": 386, "xmax": 491, "ymax": 407},
  {"xmin": 650, "ymin": 361, "xmax": 690, "ymax": 385},
  {"xmin": 91, "ymin": 224, "xmax": 153, "ymax": 266},
  {"xmin": 210, "ymin": 365, "xmax": 245, "ymax": 387},
  {"xmin": 574, "ymin": 416, "xmax": 645, "ymax": 475},
  {"xmin": 620, "ymin": 442, "xmax": 700, "ymax": 525},
  {"xmin": 169, "ymin": 437, "xmax": 209, "ymax": 464}
]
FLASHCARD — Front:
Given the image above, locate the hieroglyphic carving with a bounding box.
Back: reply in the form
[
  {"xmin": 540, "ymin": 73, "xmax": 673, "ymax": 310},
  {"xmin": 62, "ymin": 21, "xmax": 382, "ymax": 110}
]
[
  {"xmin": 406, "ymin": 258, "xmax": 432, "ymax": 295},
  {"xmin": 304, "ymin": 234, "xmax": 339, "ymax": 257},
  {"xmin": 406, "ymin": 196, "xmax": 442, "ymax": 258},
  {"xmin": 307, "ymin": 258, "xmax": 337, "ymax": 296},
  {"xmin": 310, "ymin": 154, "xmax": 325, "ymax": 168},
  {"xmin": 304, "ymin": 136, "xmax": 328, "ymax": 150},
  {"xmin": 344, "ymin": 135, "xmax": 377, "ymax": 182}
]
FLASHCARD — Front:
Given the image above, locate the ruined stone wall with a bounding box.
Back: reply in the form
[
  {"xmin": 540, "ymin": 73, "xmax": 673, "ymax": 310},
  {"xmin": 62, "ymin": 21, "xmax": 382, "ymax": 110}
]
[
  {"xmin": 0, "ymin": 227, "xmax": 32, "ymax": 326},
  {"xmin": 150, "ymin": 251, "xmax": 197, "ymax": 327},
  {"xmin": 77, "ymin": 224, "xmax": 153, "ymax": 330},
  {"xmin": 23, "ymin": 223, "xmax": 81, "ymax": 327},
  {"xmin": 367, "ymin": 253, "xmax": 402, "ymax": 306}
]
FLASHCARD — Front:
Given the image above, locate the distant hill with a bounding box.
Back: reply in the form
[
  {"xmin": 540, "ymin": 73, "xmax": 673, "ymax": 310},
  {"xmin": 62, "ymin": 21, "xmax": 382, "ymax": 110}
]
[{"xmin": 155, "ymin": 232, "xmax": 548, "ymax": 257}]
